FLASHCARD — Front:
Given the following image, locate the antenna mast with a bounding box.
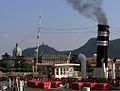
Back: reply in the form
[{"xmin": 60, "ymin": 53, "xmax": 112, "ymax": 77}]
[{"xmin": 36, "ymin": 16, "xmax": 42, "ymax": 74}]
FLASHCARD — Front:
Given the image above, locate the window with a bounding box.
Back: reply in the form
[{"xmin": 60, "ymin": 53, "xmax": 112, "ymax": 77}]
[
  {"xmin": 42, "ymin": 67, "xmax": 47, "ymax": 75},
  {"xmin": 56, "ymin": 68, "xmax": 59, "ymax": 75},
  {"xmin": 63, "ymin": 68, "xmax": 65, "ymax": 75},
  {"xmin": 60, "ymin": 68, "xmax": 62, "ymax": 75}
]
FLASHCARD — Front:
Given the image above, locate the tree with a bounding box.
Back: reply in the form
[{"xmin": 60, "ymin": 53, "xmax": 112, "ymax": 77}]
[
  {"xmin": 13, "ymin": 56, "xmax": 25, "ymax": 70},
  {"xmin": 21, "ymin": 63, "xmax": 32, "ymax": 72},
  {"xmin": 87, "ymin": 63, "xmax": 94, "ymax": 73},
  {"xmin": 70, "ymin": 54, "xmax": 79, "ymax": 63},
  {"xmin": 1, "ymin": 52, "xmax": 12, "ymax": 71},
  {"xmin": 13, "ymin": 56, "xmax": 33, "ymax": 72}
]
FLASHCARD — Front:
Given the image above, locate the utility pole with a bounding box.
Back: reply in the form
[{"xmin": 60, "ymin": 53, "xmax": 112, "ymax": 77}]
[{"xmin": 35, "ymin": 16, "xmax": 41, "ymax": 74}]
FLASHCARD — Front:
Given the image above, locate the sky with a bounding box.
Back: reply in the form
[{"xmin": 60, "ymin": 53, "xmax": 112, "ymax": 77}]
[{"xmin": 0, "ymin": 0, "xmax": 120, "ymax": 57}]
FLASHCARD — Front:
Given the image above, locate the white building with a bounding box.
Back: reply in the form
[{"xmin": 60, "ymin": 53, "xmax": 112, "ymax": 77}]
[{"xmin": 36, "ymin": 55, "xmax": 80, "ymax": 80}]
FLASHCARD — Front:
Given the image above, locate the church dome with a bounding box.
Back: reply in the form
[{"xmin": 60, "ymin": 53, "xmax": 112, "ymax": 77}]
[{"xmin": 13, "ymin": 43, "xmax": 22, "ymax": 57}]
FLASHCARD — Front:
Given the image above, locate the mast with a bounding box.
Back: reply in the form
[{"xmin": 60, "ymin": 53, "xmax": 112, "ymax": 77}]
[{"xmin": 36, "ymin": 16, "xmax": 42, "ymax": 74}]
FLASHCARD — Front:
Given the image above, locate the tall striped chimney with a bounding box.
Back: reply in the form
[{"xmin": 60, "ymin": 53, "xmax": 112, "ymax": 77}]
[{"xmin": 96, "ymin": 24, "xmax": 110, "ymax": 67}]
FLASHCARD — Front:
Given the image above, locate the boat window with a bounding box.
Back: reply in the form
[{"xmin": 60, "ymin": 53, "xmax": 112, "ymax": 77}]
[
  {"xmin": 56, "ymin": 68, "xmax": 59, "ymax": 75},
  {"xmin": 60, "ymin": 68, "xmax": 62, "ymax": 75},
  {"xmin": 63, "ymin": 68, "xmax": 65, "ymax": 75}
]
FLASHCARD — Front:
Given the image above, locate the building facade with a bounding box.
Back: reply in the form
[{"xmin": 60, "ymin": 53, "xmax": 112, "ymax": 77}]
[{"xmin": 36, "ymin": 55, "xmax": 80, "ymax": 80}]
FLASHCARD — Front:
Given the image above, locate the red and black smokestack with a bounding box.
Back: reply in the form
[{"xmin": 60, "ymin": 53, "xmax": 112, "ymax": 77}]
[{"xmin": 96, "ymin": 24, "xmax": 110, "ymax": 67}]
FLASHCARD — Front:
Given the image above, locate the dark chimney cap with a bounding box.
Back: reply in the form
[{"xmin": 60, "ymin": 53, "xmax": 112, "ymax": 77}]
[
  {"xmin": 98, "ymin": 24, "xmax": 109, "ymax": 31},
  {"xmin": 98, "ymin": 24, "xmax": 109, "ymax": 28}
]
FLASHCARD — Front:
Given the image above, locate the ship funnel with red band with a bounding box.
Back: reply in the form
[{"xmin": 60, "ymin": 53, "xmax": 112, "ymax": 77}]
[{"xmin": 96, "ymin": 24, "xmax": 110, "ymax": 67}]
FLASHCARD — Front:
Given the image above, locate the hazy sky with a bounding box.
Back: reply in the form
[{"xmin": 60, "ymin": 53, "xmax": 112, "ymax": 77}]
[{"xmin": 0, "ymin": 0, "xmax": 120, "ymax": 57}]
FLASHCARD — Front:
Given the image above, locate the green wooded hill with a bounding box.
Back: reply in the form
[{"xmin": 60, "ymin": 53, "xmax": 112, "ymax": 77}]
[{"xmin": 22, "ymin": 38, "xmax": 120, "ymax": 58}]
